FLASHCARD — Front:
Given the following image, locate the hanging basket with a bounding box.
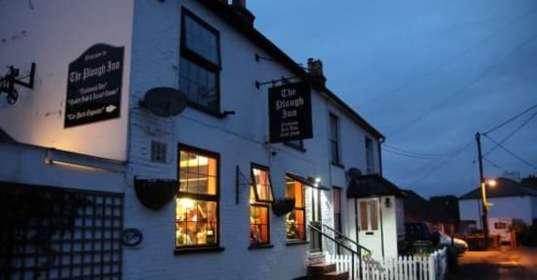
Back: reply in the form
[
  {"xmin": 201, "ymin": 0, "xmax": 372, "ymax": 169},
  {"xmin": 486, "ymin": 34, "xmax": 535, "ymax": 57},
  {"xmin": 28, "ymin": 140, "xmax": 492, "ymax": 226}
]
[
  {"xmin": 134, "ymin": 178, "xmax": 177, "ymax": 210},
  {"xmin": 272, "ymin": 198, "xmax": 295, "ymax": 216}
]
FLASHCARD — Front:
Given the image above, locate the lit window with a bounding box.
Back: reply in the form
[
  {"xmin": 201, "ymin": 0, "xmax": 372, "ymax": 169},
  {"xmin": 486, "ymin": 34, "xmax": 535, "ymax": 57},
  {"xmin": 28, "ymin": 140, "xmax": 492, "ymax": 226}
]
[
  {"xmin": 249, "ymin": 165, "xmax": 273, "ymax": 246},
  {"xmin": 176, "ymin": 146, "xmax": 219, "ymax": 248},
  {"xmin": 180, "ymin": 9, "xmax": 220, "ymax": 113},
  {"xmin": 285, "ymin": 177, "xmax": 306, "ymax": 241},
  {"xmin": 251, "ymin": 165, "xmax": 274, "ymax": 203}
]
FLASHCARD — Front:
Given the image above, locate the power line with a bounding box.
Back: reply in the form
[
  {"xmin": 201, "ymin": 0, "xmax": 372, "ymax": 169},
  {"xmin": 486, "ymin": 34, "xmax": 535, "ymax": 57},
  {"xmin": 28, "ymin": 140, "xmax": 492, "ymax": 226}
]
[
  {"xmin": 364, "ymin": 6, "xmax": 537, "ymax": 106},
  {"xmin": 483, "ymin": 134, "xmax": 537, "ymax": 170},
  {"xmin": 382, "ymin": 147, "xmax": 442, "ymax": 160},
  {"xmin": 389, "ymin": 31, "xmax": 537, "ymax": 138},
  {"xmin": 383, "ymin": 144, "xmax": 447, "ymax": 158},
  {"xmin": 483, "ymin": 157, "xmax": 509, "ymax": 173},
  {"xmin": 484, "ymin": 111, "xmax": 537, "ymax": 156},
  {"xmin": 484, "ymin": 104, "xmax": 537, "ymax": 135},
  {"xmin": 410, "ymin": 141, "xmax": 475, "ymax": 185}
]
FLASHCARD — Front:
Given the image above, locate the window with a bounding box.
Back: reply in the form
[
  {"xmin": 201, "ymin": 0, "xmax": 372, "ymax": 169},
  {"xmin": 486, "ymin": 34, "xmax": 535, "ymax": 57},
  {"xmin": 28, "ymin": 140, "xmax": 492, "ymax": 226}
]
[
  {"xmin": 180, "ymin": 9, "xmax": 221, "ymax": 113},
  {"xmin": 176, "ymin": 146, "xmax": 219, "ymax": 248},
  {"xmin": 359, "ymin": 200, "xmax": 379, "ymax": 231},
  {"xmin": 249, "ymin": 165, "xmax": 273, "ymax": 246},
  {"xmin": 365, "ymin": 137, "xmax": 375, "ymax": 174},
  {"xmin": 329, "ymin": 113, "xmax": 340, "ymax": 164},
  {"xmin": 333, "ymin": 187, "xmax": 342, "ymax": 235},
  {"xmin": 285, "ymin": 177, "xmax": 306, "ymax": 241}
]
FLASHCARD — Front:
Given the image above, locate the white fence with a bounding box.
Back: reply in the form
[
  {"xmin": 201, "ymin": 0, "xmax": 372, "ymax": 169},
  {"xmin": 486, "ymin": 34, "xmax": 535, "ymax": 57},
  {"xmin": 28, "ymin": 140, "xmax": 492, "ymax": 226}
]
[{"xmin": 327, "ymin": 247, "xmax": 447, "ymax": 280}]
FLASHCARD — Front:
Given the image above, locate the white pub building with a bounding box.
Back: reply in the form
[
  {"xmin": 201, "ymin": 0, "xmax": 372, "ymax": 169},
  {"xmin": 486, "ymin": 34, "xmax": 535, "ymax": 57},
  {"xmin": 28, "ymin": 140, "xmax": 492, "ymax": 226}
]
[{"xmin": 0, "ymin": 0, "xmax": 405, "ymax": 279}]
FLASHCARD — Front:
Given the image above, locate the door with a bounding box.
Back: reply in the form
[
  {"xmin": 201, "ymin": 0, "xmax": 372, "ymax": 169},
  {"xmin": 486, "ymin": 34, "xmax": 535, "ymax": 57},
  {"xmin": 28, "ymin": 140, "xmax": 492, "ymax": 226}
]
[
  {"xmin": 310, "ymin": 187, "xmax": 322, "ymax": 251},
  {"xmin": 357, "ymin": 198, "xmax": 382, "ymax": 258}
]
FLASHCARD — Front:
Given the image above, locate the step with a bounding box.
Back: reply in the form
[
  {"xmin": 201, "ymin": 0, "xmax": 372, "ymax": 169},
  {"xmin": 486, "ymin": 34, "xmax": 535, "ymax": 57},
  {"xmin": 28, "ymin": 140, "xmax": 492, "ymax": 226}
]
[
  {"xmin": 324, "ymin": 271, "xmax": 349, "ymax": 280},
  {"xmin": 307, "ymin": 263, "xmax": 337, "ymax": 279}
]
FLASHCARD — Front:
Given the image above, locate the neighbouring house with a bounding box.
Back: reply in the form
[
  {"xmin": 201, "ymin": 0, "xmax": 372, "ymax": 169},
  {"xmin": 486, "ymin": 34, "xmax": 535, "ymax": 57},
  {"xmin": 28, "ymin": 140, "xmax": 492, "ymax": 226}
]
[
  {"xmin": 401, "ymin": 189, "xmax": 429, "ymax": 223},
  {"xmin": 459, "ymin": 177, "xmax": 537, "ymax": 231},
  {"xmin": 0, "ymin": 0, "xmax": 404, "ymax": 279},
  {"xmin": 428, "ymin": 196, "xmax": 460, "ymax": 236}
]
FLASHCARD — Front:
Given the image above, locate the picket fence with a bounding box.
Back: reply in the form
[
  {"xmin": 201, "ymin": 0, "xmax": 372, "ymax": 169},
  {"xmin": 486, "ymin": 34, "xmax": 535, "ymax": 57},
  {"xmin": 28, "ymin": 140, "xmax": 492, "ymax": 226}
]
[{"xmin": 326, "ymin": 247, "xmax": 447, "ymax": 280}]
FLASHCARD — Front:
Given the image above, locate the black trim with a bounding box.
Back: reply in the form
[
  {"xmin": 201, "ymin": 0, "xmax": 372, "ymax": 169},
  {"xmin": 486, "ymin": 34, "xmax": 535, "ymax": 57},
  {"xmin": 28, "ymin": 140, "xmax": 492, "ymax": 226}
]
[
  {"xmin": 286, "ymin": 240, "xmax": 309, "ymax": 246},
  {"xmin": 180, "ymin": 8, "xmax": 222, "ymax": 116},
  {"xmin": 174, "ymin": 247, "xmax": 225, "ymax": 255},
  {"xmin": 248, "ymin": 243, "xmax": 274, "ymax": 250},
  {"xmin": 176, "ymin": 143, "xmax": 221, "ymax": 250}
]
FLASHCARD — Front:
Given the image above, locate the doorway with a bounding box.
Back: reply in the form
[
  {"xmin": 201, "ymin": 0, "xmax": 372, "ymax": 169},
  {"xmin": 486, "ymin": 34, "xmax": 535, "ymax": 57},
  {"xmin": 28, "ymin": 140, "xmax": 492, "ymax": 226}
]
[{"xmin": 357, "ymin": 198, "xmax": 382, "ymax": 257}]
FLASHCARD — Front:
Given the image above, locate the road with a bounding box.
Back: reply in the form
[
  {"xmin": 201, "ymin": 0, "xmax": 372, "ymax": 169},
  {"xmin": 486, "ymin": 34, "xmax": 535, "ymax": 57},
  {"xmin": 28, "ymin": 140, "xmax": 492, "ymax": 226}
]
[{"xmin": 447, "ymin": 247, "xmax": 537, "ymax": 280}]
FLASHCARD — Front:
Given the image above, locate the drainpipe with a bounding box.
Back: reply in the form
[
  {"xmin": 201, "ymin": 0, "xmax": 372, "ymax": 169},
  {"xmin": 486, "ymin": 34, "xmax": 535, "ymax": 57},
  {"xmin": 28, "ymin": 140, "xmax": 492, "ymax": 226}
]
[
  {"xmin": 379, "ymin": 197, "xmax": 385, "ymax": 258},
  {"xmin": 378, "ymin": 137, "xmax": 385, "ymax": 176}
]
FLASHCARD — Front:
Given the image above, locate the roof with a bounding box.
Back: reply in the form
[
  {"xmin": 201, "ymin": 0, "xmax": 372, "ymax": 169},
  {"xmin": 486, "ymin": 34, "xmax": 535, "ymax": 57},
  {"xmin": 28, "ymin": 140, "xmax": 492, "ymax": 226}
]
[
  {"xmin": 428, "ymin": 195, "xmax": 460, "ymax": 222},
  {"xmin": 401, "ymin": 189, "xmax": 429, "ymax": 222},
  {"xmin": 460, "ymin": 177, "xmax": 537, "ymax": 200},
  {"xmin": 347, "ymin": 174, "xmax": 405, "ymax": 198},
  {"xmin": 0, "ymin": 128, "xmax": 15, "ymax": 143},
  {"xmin": 197, "ymin": 0, "xmax": 384, "ymax": 140}
]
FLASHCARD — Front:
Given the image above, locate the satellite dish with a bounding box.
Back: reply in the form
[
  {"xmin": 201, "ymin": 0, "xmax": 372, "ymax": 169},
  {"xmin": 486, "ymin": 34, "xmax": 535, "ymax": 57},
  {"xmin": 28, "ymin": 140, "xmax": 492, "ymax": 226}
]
[
  {"xmin": 140, "ymin": 87, "xmax": 187, "ymax": 117},
  {"xmin": 347, "ymin": 168, "xmax": 362, "ymax": 180}
]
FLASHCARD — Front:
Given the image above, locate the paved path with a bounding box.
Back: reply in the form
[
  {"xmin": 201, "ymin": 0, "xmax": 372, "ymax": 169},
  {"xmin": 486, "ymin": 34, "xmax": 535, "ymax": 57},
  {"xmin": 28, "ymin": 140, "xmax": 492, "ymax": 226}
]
[{"xmin": 447, "ymin": 247, "xmax": 537, "ymax": 280}]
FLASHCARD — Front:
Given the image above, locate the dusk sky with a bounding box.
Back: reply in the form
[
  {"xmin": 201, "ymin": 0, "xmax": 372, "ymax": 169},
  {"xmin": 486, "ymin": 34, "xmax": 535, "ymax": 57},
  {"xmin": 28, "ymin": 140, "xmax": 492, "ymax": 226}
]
[{"xmin": 250, "ymin": 0, "xmax": 537, "ymax": 198}]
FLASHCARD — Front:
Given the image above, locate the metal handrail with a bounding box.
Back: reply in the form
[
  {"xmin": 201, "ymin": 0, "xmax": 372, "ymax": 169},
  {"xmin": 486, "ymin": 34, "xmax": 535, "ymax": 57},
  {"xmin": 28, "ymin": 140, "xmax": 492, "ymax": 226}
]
[
  {"xmin": 308, "ymin": 223, "xmax": 360, "ymax": 280},
  {"xmin": 321, "ymin": 224, "xmax": 371, "ymax": 255}
]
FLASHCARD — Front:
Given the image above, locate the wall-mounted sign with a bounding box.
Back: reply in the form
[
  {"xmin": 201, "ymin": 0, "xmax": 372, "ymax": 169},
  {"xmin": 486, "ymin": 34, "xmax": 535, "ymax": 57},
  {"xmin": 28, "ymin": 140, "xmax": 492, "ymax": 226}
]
[
  {"xmin": 64, "ymin": 44, "xmax": 124, "ymax": 128},
  {"xmin": 268, "ymin": 81, "xmax": 313, "ymax": 143}
]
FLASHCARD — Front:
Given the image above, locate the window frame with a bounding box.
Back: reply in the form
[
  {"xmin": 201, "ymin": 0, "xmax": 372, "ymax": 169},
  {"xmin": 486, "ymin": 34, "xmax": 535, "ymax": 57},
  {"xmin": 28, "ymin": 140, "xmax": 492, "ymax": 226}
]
[
  {"xmin": 250, "ymin": 163, "xmax": 275, "ymax": 203},
  {"xmin": 329, "ymin": 113, "xmax": 341, "ymax": 165},
  {"xmin": 365, "ymin": 137, "xmax": 375, "ymax": 174},
  {"xmin": 176, "ymin": 143, "xmax": 221, "ymax": 250},
  {"xmin": 333, "ymin": 187, "xmax": 343, "ymax": 234},
  {"xmin": 180, "ymin": 8, "xmax": 222, "ymax": 115},
  {"xmin": 285, "ymin": 176, "xmax": 307, "ymax": 242},
  {"xmin": 249, "ymin": 201, "xmax": 271, "ymax": 247}
]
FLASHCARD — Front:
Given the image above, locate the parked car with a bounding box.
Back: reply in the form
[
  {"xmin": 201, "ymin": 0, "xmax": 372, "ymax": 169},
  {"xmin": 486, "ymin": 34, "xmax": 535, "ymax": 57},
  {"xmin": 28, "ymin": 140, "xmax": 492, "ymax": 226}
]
[
  {"xmin": 405, "ymin": 222, "xmax": 432, "ymax": 242},
  {"xmin": 435, "ymin": 231, "xmax": 468, "ymax": 253}
]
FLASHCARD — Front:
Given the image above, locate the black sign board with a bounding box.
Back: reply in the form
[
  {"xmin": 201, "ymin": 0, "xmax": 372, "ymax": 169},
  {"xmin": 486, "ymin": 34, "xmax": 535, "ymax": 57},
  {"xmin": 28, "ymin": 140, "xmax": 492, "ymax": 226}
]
[
  {"xmin": 64, "ymin": 44, "xmax": 124, "ymax": 128},
  {"xmin": 268, "ymin": 81, "xmax": 313, "ymax": 143}
]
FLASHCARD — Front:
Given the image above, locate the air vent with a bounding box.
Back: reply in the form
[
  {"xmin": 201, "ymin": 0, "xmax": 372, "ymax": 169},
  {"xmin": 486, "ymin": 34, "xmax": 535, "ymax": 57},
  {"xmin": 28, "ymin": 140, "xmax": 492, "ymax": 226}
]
[{"xmin": 151, "ymin": 141, "xmax": 167, "ymax": 163}]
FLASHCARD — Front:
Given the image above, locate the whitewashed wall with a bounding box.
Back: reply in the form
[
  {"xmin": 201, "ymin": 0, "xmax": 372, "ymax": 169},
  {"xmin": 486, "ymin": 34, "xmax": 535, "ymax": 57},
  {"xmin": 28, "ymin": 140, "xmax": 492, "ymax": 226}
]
[
  {"xmin": 459, "ymin": 196, "xmax": 535, "ymax": 228},
  {"xmin": 0, "ymin": 0, "xmax": 134, "ymax": 161},
  {"xmin": 123, "ymin": 0, "xmax": 382, "ymax": 279}
]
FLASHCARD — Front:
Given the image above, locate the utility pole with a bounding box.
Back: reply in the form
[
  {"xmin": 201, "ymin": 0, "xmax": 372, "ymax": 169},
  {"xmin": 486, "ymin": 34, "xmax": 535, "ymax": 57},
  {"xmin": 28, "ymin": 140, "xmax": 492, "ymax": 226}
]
[{"xmin": 475, "ymin": 132, "xmax": 489, "ymax": 246}]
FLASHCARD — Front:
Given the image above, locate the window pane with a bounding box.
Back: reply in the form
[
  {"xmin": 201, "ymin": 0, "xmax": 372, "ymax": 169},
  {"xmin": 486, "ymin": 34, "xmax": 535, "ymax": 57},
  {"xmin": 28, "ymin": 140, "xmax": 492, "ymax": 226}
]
[
  {"xmin": 250, "ymin": 205, "xmax": 269, "ymax": 245},
  {"xmin": 360, "ymin": 201, "xmax": 368, "ymax": 231},
  {"xmin": 370, "ymin": 201, "xmax": 379, "ymax": 230},
  {"xmin": 179, "ymin": 149, "xmax": 217, "ymax": 195},
  {"xmin": 184, "ymin": 15, "xmax": 219, "ymax": 64},
  {"xmin": 176, "ymin": 198, "xmax": 218, "ymax": 247},
  {"xmin": 330, "ymin": 114, "xmax": 338, "ymax": 140},
  {"xmin": 179, "ymin": 57, "xmax": 218, "ymax": 112},
  {"xmin": 285, "ymin": 178, "xmax": 305, "ymax": 241},
  {"xmin": 331, "ymin": 141, "xmax": 339, "ymax": 163},
  {"xmin": 252, "ymin": 167, "xmax": 273, "ymax": 202}
]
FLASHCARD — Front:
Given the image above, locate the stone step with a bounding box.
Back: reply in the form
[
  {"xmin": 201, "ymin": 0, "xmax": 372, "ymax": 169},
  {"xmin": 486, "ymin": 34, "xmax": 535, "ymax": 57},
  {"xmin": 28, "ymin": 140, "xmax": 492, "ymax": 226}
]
[
  {"xmin": 324, "ymin": 271, "xmax": 349, "ymax": 280},
  {"xmin": 307, "ymin": 263, "xmax": 337, "ymax": 280}
]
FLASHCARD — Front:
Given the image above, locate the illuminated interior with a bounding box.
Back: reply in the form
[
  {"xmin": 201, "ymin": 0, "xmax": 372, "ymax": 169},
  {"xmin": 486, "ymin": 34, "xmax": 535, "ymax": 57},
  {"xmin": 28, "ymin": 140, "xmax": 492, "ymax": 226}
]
[
  {"xmin": 249, "ymin": 168, "xmax": 271, "ymax": 245},
  {"xmin": 251, "ymin": 167, "xmax": 273, "ymax": 202},
  {"xmin": 176, "ymin": 148, "xmax": 219, "ymax": 248},
  {"xmin": 285, "ymin": 177, "xmax": 305, "ymax": 240}
]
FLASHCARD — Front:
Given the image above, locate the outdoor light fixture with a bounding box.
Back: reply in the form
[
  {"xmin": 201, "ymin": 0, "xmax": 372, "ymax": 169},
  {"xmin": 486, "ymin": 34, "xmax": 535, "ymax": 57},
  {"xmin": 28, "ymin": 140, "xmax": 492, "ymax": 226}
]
[
  {"xmin": 314, "ymin": 177, "xmax": 321, "ymax": 187},
  {"xmin": 486, "ymin": 179, "xmax": 497, "ymax": 187},
  {"xmin": 385, "ymin": 197, "xmax": 392, "ymax": 208}
]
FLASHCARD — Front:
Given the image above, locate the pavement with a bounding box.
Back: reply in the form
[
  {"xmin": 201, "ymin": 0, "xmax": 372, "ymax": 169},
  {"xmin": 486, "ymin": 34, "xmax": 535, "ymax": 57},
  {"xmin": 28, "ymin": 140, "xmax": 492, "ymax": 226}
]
[{"xmin": 447, "ymin": 247, "xmax": 537, "ymax": 280}]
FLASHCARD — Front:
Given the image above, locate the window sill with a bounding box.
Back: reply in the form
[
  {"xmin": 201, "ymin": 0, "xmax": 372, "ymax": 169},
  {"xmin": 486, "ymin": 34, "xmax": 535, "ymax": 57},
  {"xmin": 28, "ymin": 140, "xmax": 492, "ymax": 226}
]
[
  {"xmin": 286, "ymin": 240, "xmax": 309, "ymax": 246},
  {"xmin": 187, "ymin": 102, "xmax": 226, "ymax": 119},
  {"xmin": 248, "ymin": 244, "xmax": 274, "ymax": 250},
  {"xmin": 174, "ymin": 246, "xmax": 225, "ymax": 255},
  {"xmin": 331, "ymin": 162, "xmax": 345, "ymax": 169}
]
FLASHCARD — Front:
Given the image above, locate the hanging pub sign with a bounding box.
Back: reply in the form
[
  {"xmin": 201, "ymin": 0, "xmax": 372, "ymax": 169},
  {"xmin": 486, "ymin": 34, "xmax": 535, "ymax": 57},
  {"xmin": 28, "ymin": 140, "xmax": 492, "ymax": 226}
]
[
  {"xmin": 268, "ymin": 81, "xmax": 313, "ymax": 143},
  {"xmin": 64, "ymin": 44, "xmax": 124, "ymax": 128}
]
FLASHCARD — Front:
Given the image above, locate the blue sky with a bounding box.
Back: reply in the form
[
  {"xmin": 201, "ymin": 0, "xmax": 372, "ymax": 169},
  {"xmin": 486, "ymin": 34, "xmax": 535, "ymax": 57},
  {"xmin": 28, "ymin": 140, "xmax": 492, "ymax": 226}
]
[{"xmin": 249, "ymin": 0, "xmax": 537, "ymax": 198}]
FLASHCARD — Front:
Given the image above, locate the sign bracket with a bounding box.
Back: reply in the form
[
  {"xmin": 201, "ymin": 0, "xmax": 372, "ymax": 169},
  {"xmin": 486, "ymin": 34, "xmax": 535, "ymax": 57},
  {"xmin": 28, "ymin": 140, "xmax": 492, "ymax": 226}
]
[
  {"xmin": 255, "ymin": 75, "xmax": 300, "ymax": 90},
  {"xmin": 0, "ymin": 63, "xmax": 36, "ymax": 104}
]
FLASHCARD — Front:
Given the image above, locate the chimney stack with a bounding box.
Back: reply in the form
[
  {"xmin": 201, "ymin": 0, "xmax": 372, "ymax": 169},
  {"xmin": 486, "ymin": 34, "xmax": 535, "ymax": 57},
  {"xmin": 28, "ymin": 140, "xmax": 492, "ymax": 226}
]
[
  {"xmin": 231, "ymin": 0, "xmax": 255, "ymax": 26},
  {"xmin": 307, "ymin": 58, "xmax": 326, "ymax": 89}
]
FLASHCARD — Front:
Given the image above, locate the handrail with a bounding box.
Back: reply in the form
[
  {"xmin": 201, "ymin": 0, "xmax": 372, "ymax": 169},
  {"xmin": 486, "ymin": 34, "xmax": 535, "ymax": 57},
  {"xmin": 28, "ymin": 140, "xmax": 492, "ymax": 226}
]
[
  {"xmin": 321, "ymin": 224, "xmax": 371, "ymax": 255},
  {"xmin": 309, "ymin": 223, "xmax": 360, "ymax": 280}
]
